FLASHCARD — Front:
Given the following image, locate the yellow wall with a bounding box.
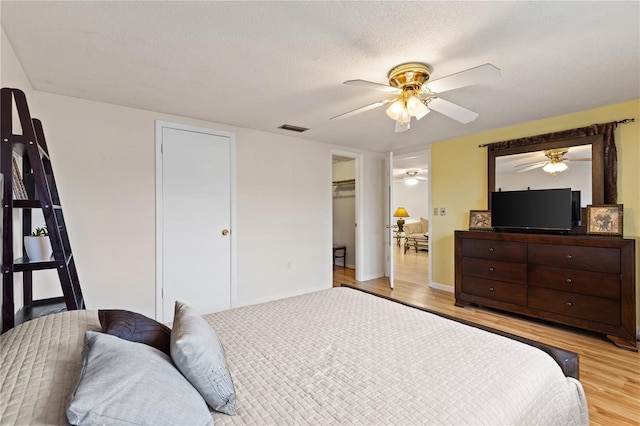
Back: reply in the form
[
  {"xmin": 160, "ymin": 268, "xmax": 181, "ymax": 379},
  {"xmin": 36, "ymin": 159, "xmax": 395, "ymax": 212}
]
[{"xmin": 432, "ymin": 98, "xmax": 640, "ymax": 286}]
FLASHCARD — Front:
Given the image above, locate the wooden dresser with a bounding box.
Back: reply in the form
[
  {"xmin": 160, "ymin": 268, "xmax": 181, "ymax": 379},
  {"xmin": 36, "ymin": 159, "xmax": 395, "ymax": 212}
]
[{"xmin": 455, "ymin": 230, "xmax": 637, "ymax": 351}]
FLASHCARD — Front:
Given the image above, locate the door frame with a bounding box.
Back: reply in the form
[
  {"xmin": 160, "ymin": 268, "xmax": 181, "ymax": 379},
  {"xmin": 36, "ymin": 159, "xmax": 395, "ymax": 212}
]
[
  {"xmin": 386, "ymin": 152, "xmax": 394, "ymax": 288},
  {"xmin": 330, "ymin": 149, "xmax": 364, "ymax": 281},
  {"xmin": 154, "ymin": 120, "xmax": 237, "ymax": 321}
]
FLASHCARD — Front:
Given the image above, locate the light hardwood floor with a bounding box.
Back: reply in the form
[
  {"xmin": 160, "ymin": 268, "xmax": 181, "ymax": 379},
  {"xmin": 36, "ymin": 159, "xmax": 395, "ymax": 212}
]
[{"xmin": 334, "ymin": 245, "xmax": 640, "ymax": 426}]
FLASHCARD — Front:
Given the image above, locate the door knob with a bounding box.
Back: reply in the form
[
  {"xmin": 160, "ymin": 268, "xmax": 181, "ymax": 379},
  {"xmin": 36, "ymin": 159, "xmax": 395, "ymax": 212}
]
[{"xmin": 221, "ymin": 229, "xmax": 229, "ymax": 236}]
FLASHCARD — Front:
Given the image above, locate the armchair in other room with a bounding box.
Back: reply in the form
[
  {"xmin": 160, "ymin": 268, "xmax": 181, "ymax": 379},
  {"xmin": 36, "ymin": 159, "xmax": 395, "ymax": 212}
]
[{"xmin": 402, "ymin": 217, "xmax": 429, "ymax": 238}]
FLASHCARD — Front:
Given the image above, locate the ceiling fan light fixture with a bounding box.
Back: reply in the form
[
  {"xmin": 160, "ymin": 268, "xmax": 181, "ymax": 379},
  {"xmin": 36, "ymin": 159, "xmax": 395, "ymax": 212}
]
[
  {"xmin": 386, "ymin": 99, "xmax": 405, "ymax": 120},
  {"xmin": 404, "ymin": 170, "xmax": 420, "ymax": 184},
  {"xmin": 387, "ymin": 63, "xmax": 431, "ymax": 90},
  {"xmin": 385, "ymin": 64, "xmax": 433, "ymax": 132},
  {"xmin": 543, "ymin": 161, "xmax": 568, "ymax": 174},
  {"xmin": 395, "ymin": 119, "xmax": 410, "ymax": 132},
  {"xmin": 542, "ymin": 149, "xmax": 570, "ymax": 174},
  {"xmin": 405, "ymin": 177, "xmax": 419, "ymax": 185},
  {"xmin": 400, "ymin": 107, "xmax": 411, "ymax": 124},
  {"xmin": 406, "ymin": 95, "xmax": 429, "ymax": 119}
]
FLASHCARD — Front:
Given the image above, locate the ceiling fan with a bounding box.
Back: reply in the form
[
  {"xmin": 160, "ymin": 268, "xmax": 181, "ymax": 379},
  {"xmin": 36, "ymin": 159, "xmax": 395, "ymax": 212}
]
[
  {"xmin": 330, "ymin": 62, "xmax": 501, "ymax": 132},
  {"xmin": 394, "ymin": 170, "xmax": 428, "ymax": 185},
  {"xmin": 514, "ymin": 148, "xmax": 591, "ymax": 175}
]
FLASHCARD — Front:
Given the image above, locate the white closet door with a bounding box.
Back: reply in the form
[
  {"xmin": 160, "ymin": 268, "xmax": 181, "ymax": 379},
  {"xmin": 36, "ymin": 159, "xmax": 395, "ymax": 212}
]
[{"xmin": 159, "ymin": 125, "xmax": 231, "ymax": 322}]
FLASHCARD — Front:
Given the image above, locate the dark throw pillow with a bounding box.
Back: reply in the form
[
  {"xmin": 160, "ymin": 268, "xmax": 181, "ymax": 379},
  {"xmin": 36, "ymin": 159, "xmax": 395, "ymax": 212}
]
[{"xmin": 98, "ymin": 309, "xmax": 171, "ymax": 355}]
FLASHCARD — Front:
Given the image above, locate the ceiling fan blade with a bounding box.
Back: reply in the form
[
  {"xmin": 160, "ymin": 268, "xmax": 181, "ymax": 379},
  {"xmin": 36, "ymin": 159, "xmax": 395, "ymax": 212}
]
[
  {"xmin": 428, "ymin": 98, "xmax": 479, "ymax": 123},
  {"xmin": 514, "ymin": 160, "xmax": 547, "ymax": 168},
  {"xmin": 343, "ymin": 79, "xmax": 401, "ymax": 93},
  {"xmin": 516, "ymin": 163, "xmax": 547, "ymax": 173},
  {"xmin": 565, "ymin": 158, "xmax": 592, "ymax": 162},
  {"xmin": 426, "ymin": 63, "xmax": 501, "ymax": 94},
  {"xmin": 330, "ymin": 99, "xmax": 390, "ymax": 120}
]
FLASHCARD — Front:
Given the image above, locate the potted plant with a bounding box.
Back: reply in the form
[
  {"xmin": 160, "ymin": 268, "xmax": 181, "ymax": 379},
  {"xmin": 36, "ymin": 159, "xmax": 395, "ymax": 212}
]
[{"xmin": 24, "ymin": 226, "xmax": 53, "ymax": 261}]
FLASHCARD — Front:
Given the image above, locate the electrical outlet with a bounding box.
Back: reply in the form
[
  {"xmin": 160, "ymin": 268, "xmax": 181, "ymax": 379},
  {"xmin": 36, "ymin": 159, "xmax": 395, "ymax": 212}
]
[
  {"xmin": 285, "ymin": 261, "xmax": 292, "ymax": 271},
  {"xmin": 440, "ymin": 207, "xmax": 446, "ymax": 216},
  {"xmin": 433, "ymin": 207, "xmax": 439, "ymax": 216}
]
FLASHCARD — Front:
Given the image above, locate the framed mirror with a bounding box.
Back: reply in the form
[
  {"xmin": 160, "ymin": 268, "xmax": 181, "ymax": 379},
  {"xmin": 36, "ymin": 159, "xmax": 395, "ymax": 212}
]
[{"xmin": 488, "ymin": 134, "xmax": 605, "ymax": 210}]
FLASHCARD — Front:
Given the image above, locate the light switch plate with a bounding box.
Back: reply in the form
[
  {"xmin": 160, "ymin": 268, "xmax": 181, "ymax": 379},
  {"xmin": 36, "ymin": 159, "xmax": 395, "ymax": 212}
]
[{"xmin": 440, "ymin": 208, "xmax": 446, "ymax": 216}]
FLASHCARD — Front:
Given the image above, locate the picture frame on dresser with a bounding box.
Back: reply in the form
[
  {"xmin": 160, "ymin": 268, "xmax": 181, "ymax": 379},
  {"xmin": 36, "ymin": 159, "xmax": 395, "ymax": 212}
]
[
  {"xmin": 469, "ymin": 210, "xmax": 492, "ymax": 231},
  {"xmin": 585, "ymin": 204, "xmax": 623, "ymax": 236}
]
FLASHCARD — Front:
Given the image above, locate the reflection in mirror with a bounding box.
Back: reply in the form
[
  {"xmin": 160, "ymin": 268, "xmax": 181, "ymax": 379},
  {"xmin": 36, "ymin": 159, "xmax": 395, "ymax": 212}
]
[{"xmin": 495, "ymin": 144, "xmax": 592, "ymax": 207}]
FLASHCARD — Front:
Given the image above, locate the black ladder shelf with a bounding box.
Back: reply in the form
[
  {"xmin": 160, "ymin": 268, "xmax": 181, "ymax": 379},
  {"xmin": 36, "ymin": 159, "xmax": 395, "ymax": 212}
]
[{"xmin": 1, "ymin": 87, "xmax": 85, "ymax": 333}]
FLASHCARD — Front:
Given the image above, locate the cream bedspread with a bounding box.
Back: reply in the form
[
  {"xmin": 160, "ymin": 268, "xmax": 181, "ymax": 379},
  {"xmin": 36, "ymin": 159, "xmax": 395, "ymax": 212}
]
[{"xmin": 1, "ymin": 287, "xmax": 588, "ymax": 425}]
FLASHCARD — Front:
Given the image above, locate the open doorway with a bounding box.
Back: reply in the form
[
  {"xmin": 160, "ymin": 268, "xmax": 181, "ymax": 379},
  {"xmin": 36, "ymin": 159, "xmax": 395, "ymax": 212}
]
[
  {"xmin": 331, "ymin": 152, "xmax": 360, "ymax": 279},
  {"xmin": 392, "ymin": 150, "xmax": 430, "ymax": 286}
]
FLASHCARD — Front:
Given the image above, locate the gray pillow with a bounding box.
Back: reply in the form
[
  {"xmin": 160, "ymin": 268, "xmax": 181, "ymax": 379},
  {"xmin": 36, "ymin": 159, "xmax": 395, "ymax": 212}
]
[
  {"xmin": 67, "ymin": 331, "xmax": 213, "ymax": 426},
  {"xmin": 171, "ymin": 301, "xmax": 236, "ymax": 414}
]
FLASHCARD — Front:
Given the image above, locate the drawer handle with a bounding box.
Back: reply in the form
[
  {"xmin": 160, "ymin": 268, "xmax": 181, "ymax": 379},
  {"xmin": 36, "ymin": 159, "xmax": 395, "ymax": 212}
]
[
  {"xmin": 566, "ymin": 278, "xmax": 573, "ymax": 284},
  {"xmin": 488, "ymin": 267, "xmax": 495, "ymax": 272},
  {"xmin": 566, "ymin": 301, "xmax": 573, "ymax": 307},
  {"xmin": 489, "ymin": 287, "xmax": 495, "ymax": 292},
  {"xmin": 566, "ymin": 254, "xmax": 573, "ymax": 260},
  {"xmin": 488, "ymin": 247, "xmax": 495, "ymax": 252}
]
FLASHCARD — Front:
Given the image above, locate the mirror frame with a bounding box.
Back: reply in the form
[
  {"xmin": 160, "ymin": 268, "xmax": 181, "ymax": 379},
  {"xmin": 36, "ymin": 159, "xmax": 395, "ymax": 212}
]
[{"xmin": 488, "ymin": 134, "xmax": 604, "ymax": 210}]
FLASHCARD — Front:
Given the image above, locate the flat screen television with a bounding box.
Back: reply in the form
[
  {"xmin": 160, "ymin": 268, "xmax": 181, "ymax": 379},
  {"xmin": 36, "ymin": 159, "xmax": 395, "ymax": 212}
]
[{"xmin": 491, "ymin": 188, "xmax": 573, "ymax": 232}]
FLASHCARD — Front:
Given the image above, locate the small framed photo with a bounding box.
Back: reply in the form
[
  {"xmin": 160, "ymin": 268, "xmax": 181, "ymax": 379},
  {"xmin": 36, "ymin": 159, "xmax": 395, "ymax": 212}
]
[
  {"xmin": 469, "ymin": 210, "xmax": 492, "ymax": 231},
  {"xmin": 585, "ymin": 204, "xmax": 623, "ymax": 236}
]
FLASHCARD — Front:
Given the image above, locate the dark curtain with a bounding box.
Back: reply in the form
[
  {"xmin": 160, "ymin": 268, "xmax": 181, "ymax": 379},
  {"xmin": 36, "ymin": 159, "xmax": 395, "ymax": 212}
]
[{"xmin": 487, "ymin": 122, "xmax": 617, "ymax": 203}]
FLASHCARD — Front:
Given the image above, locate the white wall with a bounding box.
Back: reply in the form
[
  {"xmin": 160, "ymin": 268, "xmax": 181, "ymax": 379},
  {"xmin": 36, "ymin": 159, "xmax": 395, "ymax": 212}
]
[
  {"xmin": 332, "ymin": 160, "xmax": 355, "ymax": 267},
  {"xmin": 2, "ymin": 26, "xmax": 388, "ymax": 318},
  {"xmin": 32, "ymin": 93, "xmax": 332, "ymax": 316}
]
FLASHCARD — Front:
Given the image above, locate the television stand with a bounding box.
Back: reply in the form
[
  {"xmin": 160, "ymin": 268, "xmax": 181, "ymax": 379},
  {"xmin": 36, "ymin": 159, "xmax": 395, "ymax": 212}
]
[{"xmin": 455, "ymin": 230, "xmax": 636, "ymax": 351}]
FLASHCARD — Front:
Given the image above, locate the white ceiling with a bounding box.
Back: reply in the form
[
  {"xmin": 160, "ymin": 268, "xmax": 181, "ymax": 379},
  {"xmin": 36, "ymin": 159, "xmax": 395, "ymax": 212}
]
[{"xmin": 2, "ymin": 1, "xmax": 638, "ymax": 153}]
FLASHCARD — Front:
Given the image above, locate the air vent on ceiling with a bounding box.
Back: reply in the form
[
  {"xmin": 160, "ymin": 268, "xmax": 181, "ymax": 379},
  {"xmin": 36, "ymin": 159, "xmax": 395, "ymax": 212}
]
[{"xmin": 278, "ymin": 124, "xmax": 309, "ymax": 133}]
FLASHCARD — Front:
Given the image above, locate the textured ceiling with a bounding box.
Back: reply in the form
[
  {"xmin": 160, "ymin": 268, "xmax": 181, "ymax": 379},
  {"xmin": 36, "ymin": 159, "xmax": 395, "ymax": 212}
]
[{"xmin": 2, "ymin": 1, "xmax": 638, "ymax": 153}]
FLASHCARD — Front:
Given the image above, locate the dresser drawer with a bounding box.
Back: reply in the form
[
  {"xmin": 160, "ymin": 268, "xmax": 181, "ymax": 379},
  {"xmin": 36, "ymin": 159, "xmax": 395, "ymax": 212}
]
[
  {"xmin": 528, "ymin": 243, "xmax": 620, "ymax": 273},
  {"xmin": 462, "ymin": 257, "xmax": 526, "ymax": 284},
  {"xmin": 528, "ymin": 287, "xmax": 620, "ymax": 325},
  {"xmin": 529, "ymin": 265, "xmax": 620, "ymax": 299},
  {"xmin": 462, "ymin": 239, "xmax": 527, "ymax": 262},
  {"xmin": 462, "ymin": 276, "xmax": 527, "ymax": 305}
]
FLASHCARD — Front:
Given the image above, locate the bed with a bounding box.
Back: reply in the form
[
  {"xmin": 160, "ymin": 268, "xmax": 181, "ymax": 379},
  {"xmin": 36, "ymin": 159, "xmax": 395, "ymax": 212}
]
[{"xmin": 0, "ymin": 287, "xmax": 588, "ymax": 425}]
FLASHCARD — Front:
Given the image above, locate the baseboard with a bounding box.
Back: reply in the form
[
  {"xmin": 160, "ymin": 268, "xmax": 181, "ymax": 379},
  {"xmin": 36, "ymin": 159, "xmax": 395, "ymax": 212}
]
[{"xmin": 429, "ymin": 282, "xmax": 454, "ymax": 293}]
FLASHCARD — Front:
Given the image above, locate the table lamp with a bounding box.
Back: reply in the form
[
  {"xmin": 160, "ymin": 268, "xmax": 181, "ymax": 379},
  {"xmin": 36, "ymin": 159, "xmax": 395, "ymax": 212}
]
[{"xmin": 393, "ymin": 207, "xmax": 410, "ymax": 232}]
